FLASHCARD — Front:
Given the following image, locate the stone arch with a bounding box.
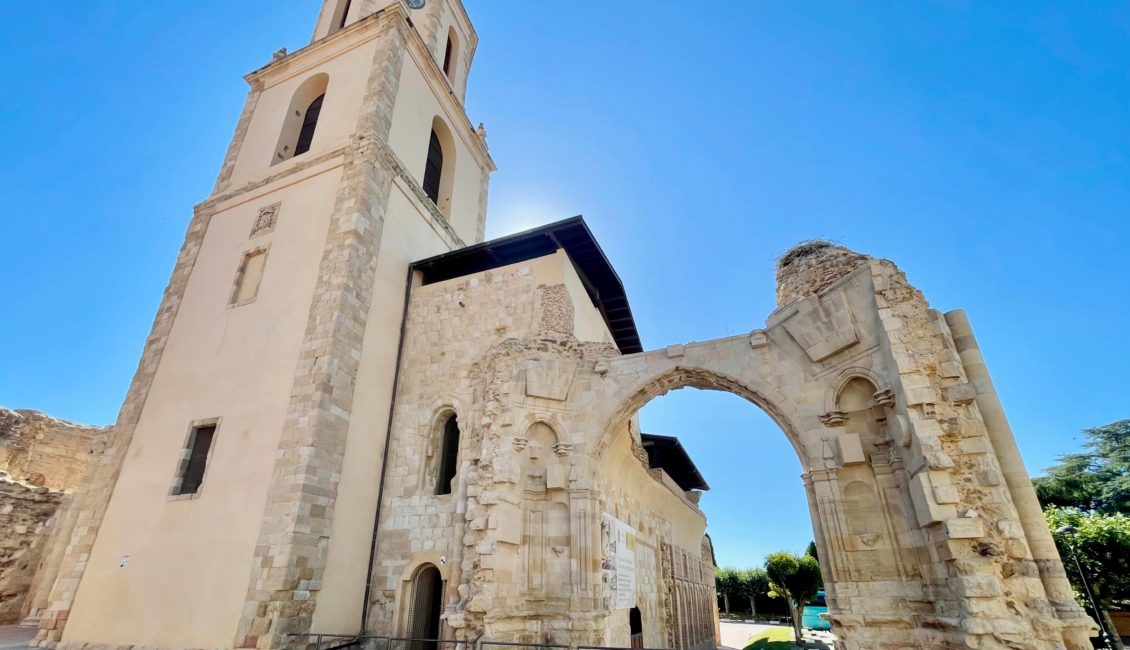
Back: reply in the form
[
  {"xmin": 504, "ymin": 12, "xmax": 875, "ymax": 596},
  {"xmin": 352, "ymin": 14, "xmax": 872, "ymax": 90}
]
[{"xmin": 593, "ymin": 365, "xmax": 808, "ymax": 464}]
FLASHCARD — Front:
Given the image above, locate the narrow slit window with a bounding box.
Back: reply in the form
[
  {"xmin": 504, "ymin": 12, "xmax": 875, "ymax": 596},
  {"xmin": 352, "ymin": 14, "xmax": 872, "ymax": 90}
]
[
  {"xmin": 337, "ymin": 0, "xmax": 352, "ymax": 29},
  {"xmin": 231, "ymin": 249, "xmax": 268, "ymax": 306},
  {"xmin": 422, "ymin": 130, "xmax": 443, "ymax": 205},
  {"xmin": 435, "ymin": 415, "xmax": 460, "ymax": 495},
  {"xmin": 442, "ymin": 36, "xmax": 454, "ymax": 78},
  {"xmin": 177, "ymin": 425, "xmax": 216, "ymax": 496}
]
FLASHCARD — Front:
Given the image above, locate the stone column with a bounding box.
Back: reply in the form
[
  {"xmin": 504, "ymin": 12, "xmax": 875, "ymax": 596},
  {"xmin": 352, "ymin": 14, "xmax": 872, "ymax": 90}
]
[{"xmin": 945, "ymin": 309, "xmax": 1094, "ymax": 647}]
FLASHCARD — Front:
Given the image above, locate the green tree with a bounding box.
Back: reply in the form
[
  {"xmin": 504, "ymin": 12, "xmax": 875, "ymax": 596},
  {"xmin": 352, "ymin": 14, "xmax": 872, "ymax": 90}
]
[
  {"xmin": 714, "ymin": 566, "xmax": 740, "ymax": 614},
  {"xmin": 1046, "ymin": 507, "xmax": 1130, "ymax": 607},
  {"xmin": 764, "ymin": 552, "xmax": 822, "ymax": 644},
  {"xmin": 737, "ymin": 568, "xmax": 770, "ymax": 618},
  {"xmin": 1034, "ymin": 420, "xmax": 1130, "ymax": 514}
]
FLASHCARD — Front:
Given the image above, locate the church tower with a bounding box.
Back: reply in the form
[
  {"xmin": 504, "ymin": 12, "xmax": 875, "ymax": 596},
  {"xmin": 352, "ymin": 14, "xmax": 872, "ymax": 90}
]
[{"xmin": 33, "ymin": 2, "xmax": 494, "ymax": 649}]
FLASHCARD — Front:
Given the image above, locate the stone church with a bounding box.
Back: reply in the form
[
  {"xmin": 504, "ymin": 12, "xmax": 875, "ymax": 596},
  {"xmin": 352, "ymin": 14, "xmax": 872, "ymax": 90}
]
[{"xmin": 12, "ymin": 1, "xmax": 1100, "ymax": 650}]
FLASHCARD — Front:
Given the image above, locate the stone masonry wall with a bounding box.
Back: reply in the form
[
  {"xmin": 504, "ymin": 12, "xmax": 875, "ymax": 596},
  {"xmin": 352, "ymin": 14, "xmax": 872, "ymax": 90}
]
[
  {"xmin": 0, "ymin": 475, "xmax": 67, "ymax": 624},
  {"xmin": 0, "ymin": 410, "xmax": 106, "ymax": 625}
]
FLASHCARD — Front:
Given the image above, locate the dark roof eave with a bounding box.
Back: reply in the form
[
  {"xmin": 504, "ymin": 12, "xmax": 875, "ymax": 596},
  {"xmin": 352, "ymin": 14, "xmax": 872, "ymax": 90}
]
[{"xmin": 410, "ymin": 216, "xmax": 643, "ymax": 354}]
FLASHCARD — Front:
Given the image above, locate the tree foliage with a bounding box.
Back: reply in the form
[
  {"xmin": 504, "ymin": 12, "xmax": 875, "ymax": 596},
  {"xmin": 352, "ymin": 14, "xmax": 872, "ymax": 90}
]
[
  {"xmin": 1034, "ymin": 419, "xmax": 1130, "ymax": 514},
  {"xmin": 764, "ymin": 551, "xmax": 822, "ymax": 644},
  {"xmin": 714, "ymin": 566, "xmax": 772, "ymax": 616},
  {"xmin": 1046, "ymin": 507, "xmax": 1130, "ymax": 608}
]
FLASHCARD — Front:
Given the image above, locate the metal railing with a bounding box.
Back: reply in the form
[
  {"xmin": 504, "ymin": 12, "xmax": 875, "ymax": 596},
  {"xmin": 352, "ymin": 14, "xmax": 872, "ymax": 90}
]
[{"xmin": 289, "ymin": 635, "xmax": 670, "ymax": 650}]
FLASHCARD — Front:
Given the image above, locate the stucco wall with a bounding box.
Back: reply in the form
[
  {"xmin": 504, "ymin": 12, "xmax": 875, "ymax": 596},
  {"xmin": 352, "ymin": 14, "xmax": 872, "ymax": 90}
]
[{"xmin": 61, "ymin": 168, "xmax": 340, "ymax": 649}]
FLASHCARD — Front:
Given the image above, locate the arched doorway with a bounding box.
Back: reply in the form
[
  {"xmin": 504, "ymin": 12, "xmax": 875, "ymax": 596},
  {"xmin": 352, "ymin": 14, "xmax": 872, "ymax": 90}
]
[
  {"xmin": 407, "ymin": 564, "xmax": 443, "ymax": 650},
  {"xmin": 629, "ymin": 607, "xmax": 643, "ymax": 649}
]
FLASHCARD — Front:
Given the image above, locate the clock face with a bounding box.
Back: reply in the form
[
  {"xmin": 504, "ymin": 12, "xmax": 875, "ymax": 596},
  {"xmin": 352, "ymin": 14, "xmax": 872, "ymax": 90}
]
[{"xmin": 406, "ymin": 0, "xmax": 426, "ymax": 8}]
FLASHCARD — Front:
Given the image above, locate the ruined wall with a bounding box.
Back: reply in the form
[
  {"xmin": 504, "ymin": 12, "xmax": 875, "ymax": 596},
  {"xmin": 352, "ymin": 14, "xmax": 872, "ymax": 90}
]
[
  {"xmin": 0, "ymin": 409, "xmax": 106, "ymax": 625},
  {"xmin": 0, "ymin": 409, "xmax": 106, "ymax": 491},
  {"xmin": 0, "ymin": 475, "xmax": 67, "ymax": 623}
]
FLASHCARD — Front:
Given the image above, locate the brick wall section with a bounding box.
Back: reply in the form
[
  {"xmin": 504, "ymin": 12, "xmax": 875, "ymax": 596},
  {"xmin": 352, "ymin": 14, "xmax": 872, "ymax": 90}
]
[
  {"xmin": 233, "ymin": 18, "xmax": 408, "ymax": 650},
  {"xmin": 0, "ymin": 475, "xmax": 67, "ymax": 624},
  {"xmin": 33, "ymin": 208, "xmax": 214, "ymax": 647}
]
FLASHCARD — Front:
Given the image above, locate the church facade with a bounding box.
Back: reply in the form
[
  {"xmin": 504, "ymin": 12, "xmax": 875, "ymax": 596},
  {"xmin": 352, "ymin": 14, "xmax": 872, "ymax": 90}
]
[{"xmin": 25, "ymin": 1, "xmax": 1099, "ymax": 650}]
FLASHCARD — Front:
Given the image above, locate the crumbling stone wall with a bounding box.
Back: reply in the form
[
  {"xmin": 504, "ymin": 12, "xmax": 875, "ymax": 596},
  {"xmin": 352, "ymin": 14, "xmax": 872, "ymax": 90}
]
[
  {"xmin": 0, "ymin": 409, "xmax": 106, "ymax": 625},
  {"xmin": 0, "ymin": 409, "xmax": 106, "ymax": 491},
  {"xmin": 0, "ymin": 475, "xmax": 67, "ymax": 623}
]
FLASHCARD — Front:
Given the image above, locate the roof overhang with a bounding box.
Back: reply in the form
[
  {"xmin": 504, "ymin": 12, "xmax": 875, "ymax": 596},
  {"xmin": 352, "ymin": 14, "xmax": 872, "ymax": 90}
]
[
  {"xmin": 640, "ymin": 433, "xmax": 710, "ymax": 491},
  {"xmin": 410, "ymin": 216, "xmax": 643, "ymax": 354}
]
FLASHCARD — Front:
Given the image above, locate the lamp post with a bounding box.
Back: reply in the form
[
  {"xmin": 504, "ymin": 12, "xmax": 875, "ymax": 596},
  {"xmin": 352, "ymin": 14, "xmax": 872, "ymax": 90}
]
[{"xmin": 1056, "ymin": 524, "xmax": 1116, "ymax": 649}]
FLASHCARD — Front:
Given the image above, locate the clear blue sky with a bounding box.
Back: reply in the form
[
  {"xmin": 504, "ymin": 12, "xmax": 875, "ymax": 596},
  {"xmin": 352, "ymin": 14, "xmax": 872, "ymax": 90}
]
[{"xmin": 2, "ymin": 2, "xmax": 1128, "ymax": 569}]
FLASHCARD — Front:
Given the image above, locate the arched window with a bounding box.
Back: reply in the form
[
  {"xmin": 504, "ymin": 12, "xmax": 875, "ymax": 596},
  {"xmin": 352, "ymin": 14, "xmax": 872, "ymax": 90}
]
[
  {"xmin": 434, "ymin": 414, "xmax": 460, "ymax": 495},
  {"xmin": 423, "ymin": 130, "xmax": 443, "ymax": 205},
  {"xmin": 407, "ymin": 564, "xmax": 443, "ymax": 649},
  {"xmin": 442, "ymin": 36, "xmax": 454, "ymax": 78},
  {"xmin": 422, "ymin": 118, "xmax": 456, "ymax": 215},
  {"xmin": 273, "ymin": 74, "xmax": 329, "ymax": 165},
  {"xmin": 294, "ymin": 94, "xmax": 324, "ymax": 157}
]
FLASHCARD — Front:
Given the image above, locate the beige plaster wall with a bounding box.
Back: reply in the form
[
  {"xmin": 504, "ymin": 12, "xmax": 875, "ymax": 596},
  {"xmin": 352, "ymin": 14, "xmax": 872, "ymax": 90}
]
[
  {"xmin": 387, "ymin": 44, "xmax": 488, "ymax": 244},
  {"xmin": 227, "ymin": 38, "xmax": 382, "ymax": 189},
  {"xmin": 62, "ymin": 168, "xmax": 340, "ymax": 649},
  {"xmin": 310, "ymin": 188, "xmax": 456, "ymax": 634}
]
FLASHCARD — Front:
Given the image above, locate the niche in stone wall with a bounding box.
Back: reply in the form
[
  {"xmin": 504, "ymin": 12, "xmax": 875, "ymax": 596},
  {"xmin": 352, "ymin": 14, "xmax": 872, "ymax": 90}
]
[
  {"xmin": 836, "ymin": 378, "xmax": 898, "ymax": 579},
  {"xmin": 521, "ymin": 422, "xmax": 571, "ymax": 600}
]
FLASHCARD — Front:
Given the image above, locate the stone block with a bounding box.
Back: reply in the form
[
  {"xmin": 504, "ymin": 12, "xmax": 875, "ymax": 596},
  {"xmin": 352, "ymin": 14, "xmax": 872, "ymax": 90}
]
[
  {"xmin": 958, "ymin": 437, "xmax": 990, "ymax": 455},
  {"xmin": 490, "ymin": 503, "xmax": 522, "ymax": 545},
  {"xmin": 780, "ymin": 291, "xmax": 860, "ymax": 362},
  {"xmin": 909, "ymin": 471, "xmax": 956, "ymax": 526},
  {"xmin": 941, "ymin": 382, "xmax": 977, "ymax": 404},
  {"xmin": 838, "ymin": 433, "xmax": 866, "ymax": 465},
  {"xmin": 524, "ymin": 359, "xmax": 576, "ymax": 401},
  {"xmin": 944, "ymin": 517, "xmax": 985, "ymax": 539}
]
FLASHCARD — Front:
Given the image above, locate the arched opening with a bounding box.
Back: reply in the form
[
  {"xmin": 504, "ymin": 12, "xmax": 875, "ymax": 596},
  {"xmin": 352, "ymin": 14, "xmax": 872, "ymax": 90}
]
[
  {"xmin": 406, "ymin": 564, "xmax": 443, "ymax": 649},
  {"xmin": 422, "ymin": 117, "xmax": 456, "ymax": 216},
  {"xmin": 598, "ymin": 368, "xmax": 820, "ymax": 649},
  {"xmin": 442, "ymin": 28, "xmax": 458, "ymax": 80},
  {"xmin": 629, "ymin": 606, "xmax": 644, "ymax": 649},
  {"xmin": 335, "ymin": 0, "xmax": 352, "ymax": 31},
  {"xmin": 273, "ymin": 74, "xmax": 329, "ymax": 165},
  {"xmin": 434, "ymin": 414, "xmax": 460, "ymax": 496}
]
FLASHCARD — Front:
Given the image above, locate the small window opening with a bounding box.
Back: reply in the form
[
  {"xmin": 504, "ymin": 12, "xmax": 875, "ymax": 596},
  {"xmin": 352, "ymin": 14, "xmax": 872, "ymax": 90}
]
[
  {"xmin": 435, "ymin": 415, "xmax": 460, "ymax": 495},
  {"xmin": 231, "ymin": 249, "xmax": 268, "ymax": 306},
  {"xmin": 338, "ymin": 0, "xmax": 352, "ymax": 29},
  {"xmin": 176, "ymin": 425, "xmax": 216, "ymax": 496},
  {"xmin": 294, "ymin": 93, "xmax": 324, "ymax": 157},
  {"xmin": 442, "ymin": 36, "xmax": 454, "ymax": 78},
  {"xmin": 422, "ymin": 130, "xmax": 444, "ymax": 205}
]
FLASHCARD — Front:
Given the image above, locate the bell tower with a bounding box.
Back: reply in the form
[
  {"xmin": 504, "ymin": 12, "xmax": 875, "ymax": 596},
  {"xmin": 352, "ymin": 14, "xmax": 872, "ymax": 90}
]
[{"xmin": 34, "ymin": 2, "xmax": 494, "ymax": 649}]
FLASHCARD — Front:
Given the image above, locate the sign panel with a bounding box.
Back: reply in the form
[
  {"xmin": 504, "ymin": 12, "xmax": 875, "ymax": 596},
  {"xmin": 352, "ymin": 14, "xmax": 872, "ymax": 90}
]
[{"xmin": 601, "ymin": 513, "xmax": 638, "ymax": 610}]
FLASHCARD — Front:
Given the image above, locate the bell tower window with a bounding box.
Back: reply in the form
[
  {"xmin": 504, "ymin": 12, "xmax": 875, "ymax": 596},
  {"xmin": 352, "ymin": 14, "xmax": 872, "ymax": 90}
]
[
  {"xmin": 273, "ymin": 74, "xmax": 329, "ymax": 165},
  {"xmin": 421, "ymin": 118, "xmax": 456, "ymax": 215},
  {"xmin": 443, "ymin": 37, "xmax": 454, "ymax": 78},
  {"xmin": 423, "ymin": 130, "xmax": 443, "ymax": 204},
  {"xmin": 294, "ymin": 94, "xmax": 324, "ymax": 157}
]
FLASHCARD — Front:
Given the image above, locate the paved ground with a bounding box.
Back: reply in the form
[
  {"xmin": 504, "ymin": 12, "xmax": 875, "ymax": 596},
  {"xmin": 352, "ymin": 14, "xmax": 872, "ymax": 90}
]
[
  {"xmin": 0, "ymin": 626, "xmax": 36, "ymax": 650},
  {"xmin": 718, "ymin": 619, "xmax": 787, "ymax": 649}
]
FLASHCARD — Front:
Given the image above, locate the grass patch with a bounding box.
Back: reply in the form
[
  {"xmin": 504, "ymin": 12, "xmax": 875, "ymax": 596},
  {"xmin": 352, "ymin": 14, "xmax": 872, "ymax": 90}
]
[{"xmin": 742, "ymin": 626, "xmax": 800, "ymax": 650}]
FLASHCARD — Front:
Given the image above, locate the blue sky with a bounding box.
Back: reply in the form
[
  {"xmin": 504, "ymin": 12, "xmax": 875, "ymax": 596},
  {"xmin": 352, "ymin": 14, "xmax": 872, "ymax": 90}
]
[{"xmin": 2, "ymin": 1, "xmax": 1128, "ymax": 568}]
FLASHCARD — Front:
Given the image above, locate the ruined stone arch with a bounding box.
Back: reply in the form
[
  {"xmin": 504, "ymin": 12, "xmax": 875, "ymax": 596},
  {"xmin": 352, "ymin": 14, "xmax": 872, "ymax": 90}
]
[{"xmin": 593, "ymin": 365, "xmax": 808, "ymax": 465}]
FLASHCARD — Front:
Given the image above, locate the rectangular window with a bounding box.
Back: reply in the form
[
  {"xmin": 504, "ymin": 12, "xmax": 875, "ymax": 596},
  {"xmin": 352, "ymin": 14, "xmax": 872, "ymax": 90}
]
[
  {"xmin": 175, "ymin": 424, "xmax": 216, "ymax": 496},
  {"xmin": 230, "ymin": 248, "xmax": 268, "ymax": 306}
]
